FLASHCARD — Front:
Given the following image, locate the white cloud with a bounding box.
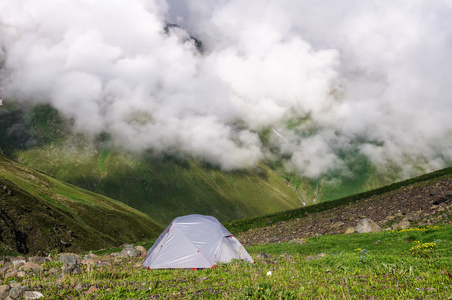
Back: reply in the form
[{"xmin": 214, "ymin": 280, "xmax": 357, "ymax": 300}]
[{"xmin": 1, "ymin": 0, "xmax": 452, "ymax": 178}]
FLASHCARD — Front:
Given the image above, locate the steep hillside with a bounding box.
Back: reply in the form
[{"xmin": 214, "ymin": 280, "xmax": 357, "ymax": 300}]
[
  {"xmin": 0, "ymin": 154, "xmax": 163, "ymax": 255},
  {"xmin": 0, "ymin": 104, "xmax": 302, "ymax": 225}
]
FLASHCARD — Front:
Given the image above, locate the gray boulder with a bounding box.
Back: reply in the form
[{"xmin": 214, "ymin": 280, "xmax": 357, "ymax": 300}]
[
  {"xmin": 118, "ymin": 245, "xmax": 141, "ymax": 258},
  {"xmin": 9, "ymin": 286, "xmax": 28, "ymax": 299}
]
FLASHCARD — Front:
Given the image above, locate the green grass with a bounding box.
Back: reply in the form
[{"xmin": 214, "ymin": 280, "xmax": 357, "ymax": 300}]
[{"xmin": 3, "ymin": 224, "xmax": 451, "ymax": 299}]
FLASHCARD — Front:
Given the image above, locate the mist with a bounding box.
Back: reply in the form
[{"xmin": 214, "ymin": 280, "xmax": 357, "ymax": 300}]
[{"xmin": 1, "ymin": 0, "xmax": 452, "ymax": 179}]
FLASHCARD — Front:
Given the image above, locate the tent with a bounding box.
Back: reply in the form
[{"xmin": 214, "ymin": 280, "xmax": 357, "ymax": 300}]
[{"xmin": 142, "ymin": 214, "xmax": 254, "ymax": 269}]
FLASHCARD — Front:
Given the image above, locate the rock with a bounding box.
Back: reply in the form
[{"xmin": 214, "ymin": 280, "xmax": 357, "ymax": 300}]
[
  {"xmin": 16, "ymin": 271, "xmax": 26, "ymax": 278},
  {"xmin": 330, "ymin": 221, "xmax": 345, "ymax": 229},
  {"xmin": 118, "ymin": 245, "xmax": 141, "ymax": 258},
  {"xmin": 258, "ymin": 253, "xmax": 269, "ymax": 259},
  {"xmin": 9, "ymin": 286, "xmax": 28, "ymax": 299},
  {"xmin": 265, "ymin": 236, "xmax": 278, "ymax": 243},
  {"xmin": 24, "ymin": 291, "xmax": 44, "ymax": 299},
  {"xmin": 344, "ymin": 227, "xmax": 355, "ymax": 234},
  {"xmin": 392, "ymin": 220, "xmax": 411, "ymax": 230},
  {"xmin": 134, "ymin": 246, "xmax": 146, "ymax": 253},
  {"xmin": 289, "ymin": 238, "xmax": 307, "ymax": 245},
  {"xmin": 22, "ymin": 262, "xmax": 43, "ymax": 272},
  {"xmin": 28, "ymin": 257, "xmax": 50, "ymax": 264},
  {"xmin": 72, "ymin": 267, "xmax": 83, "ymax": 275},
  {"xmin": 355, "ymin": 218, "xmax": 382, "ymax": 233},
  {"xmin": 61, "ymin": 265, "xmax": 75, "ymax": 274},
  {"xmin": 0, "ymin": 285, "xmax": 10, "ymax": 296},
  {"xmin": 0, "ymin": 265, "xmax": 11, "ymax": 275},
  {"xmin": 429, "ymin": 189, "xmax": 437, "ymax": 196},
  {"xmin": 48, "ymin": 267, "xmax": 59, "ymax": 274},
  {"xmin": 12, "ymin": 260, "xmax": 26, "ymax": 267},
  {"xmin": 9, "ymin": 282, "xmax": 21, "ymax": 288},
  {"xmin": 373, "ymin": 240, "xmax": 381, "ymax": 245},
  {"xmin": 83, "ymin": 252, "xmax": 98, "ymax": 260},
  {"xmin": 5, "ymin": 270, "xmax": 18, "ymax": 279},
  {"xmin": 85, "ymin": 286, "xmax": 98, "ymax": 295},
  {"xmin": 59, "ymin": 254, "xmax": 79, "ymax": 266},
  {"xmin": 405, "ymin": 213, "xmax": 419, "ymax": 222}
]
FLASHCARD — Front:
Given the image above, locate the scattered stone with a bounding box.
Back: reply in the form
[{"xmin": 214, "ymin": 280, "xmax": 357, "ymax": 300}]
[
  {"xmin": 9, "ymin": 282, "xmax": 21, "ymax": 288},
  {"xmin": 62, "ymin": 265, "xmax": 75, "ymax": 274},
  {"xmin": 429, "ymin": 190, "xmax": 437, "ymax": 196},
  {"xmin": 265, "ymin": 236, "xmax": 278, "ymax": 243},
  {"xmin": 0, "ymin": 285, "xmax": 10, "ymax": 295},
  {"xmin": 405, "ymin": 213, "xmax": 419, "ymax": 222},
  {"xmin": 22, "ymin": 262, "xmax": 43, "ymax": 272},
  {"xmin": 48, "ymin": 267, "xmax": 59, "ymax": 274},
  {"xmin": 355, "ymin": 218, "xmax": 382, "ymax": 233},
  {"xmin": 344, "ymin": 227, "xmax": 355, "ymax": 234},
  {"xmin": 392, "ymin": 220, "xmax": 411, "ymax": 230},
  {"xmin": 85, "ymin": 286, "xmax": 98, "ymax": 295},
  {"xmin": 118, "ymin": 245, "xmax": 141, "ymax": 258},
  {"xmin": 289, "ymin": 238, "xmax": 307, "ymax": 245},
  {"xmin": 0, "ymin": 264, "xmax": 11, "ymax": 275},
  {"xmin": 28, "ymin": 256, "xmax": 50, "ymax": 264},
  {"xmin": 72, "ymin": 267, "xmax": 83, "ymax": 275},
  {"xmin": 83, "ymin": 252, "xmax": 98, "ymax": 260},
  {"xmin": 135, "ymin": 246, "xmax": 146, "ymax": 253},
  {"xmin": 59, "ymin": 254, "xmax": 79, "ymax": 266},
  {"xmin": 373, "ymin": 240, "xmax": 381, "ymax": 245},
  {"xmin": 5, "ymin": 270, "xmax": 18, "ymax": 279},
  {"xmin": 330, "ymin": 221, "xmax": 345, "ymax": 229},
  {"xmin": 9, "ymin": 286, "xmax": 28, "ymax": 299},
  {"xmin": 12, "ymin": 259, "xmax": 26, "ymax": 267},
  {"xmin": 258, "ymin": 253, "xmax": 269, "ymax": 259},
  {"xmin": 16, "ymin": 271, "xmax": 26, "ymax": 278},
  {"xmin": 23, "ymin": 291, "xmax": 44, "ymax": 299}
]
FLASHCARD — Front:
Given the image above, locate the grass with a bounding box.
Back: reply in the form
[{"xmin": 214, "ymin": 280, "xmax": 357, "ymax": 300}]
[{"xmin": 2, "ymin": 224, "xmax": 451, "ymax": 299}]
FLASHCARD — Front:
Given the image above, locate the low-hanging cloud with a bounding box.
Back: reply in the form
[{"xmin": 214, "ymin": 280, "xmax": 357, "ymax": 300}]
[{"xmin": 1, "ymin": 0, "xmax": 452, "ymax": 178}]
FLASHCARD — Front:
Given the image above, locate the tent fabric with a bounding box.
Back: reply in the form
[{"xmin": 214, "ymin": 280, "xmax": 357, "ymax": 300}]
[{"xmin": 142, "ymin": 214, "xmax": 254, "ymax": 269}]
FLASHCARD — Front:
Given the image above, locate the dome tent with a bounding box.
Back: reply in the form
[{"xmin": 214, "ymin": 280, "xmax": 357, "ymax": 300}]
[{"xmin": 142, "ymin": 214, "xmax": 254, "ymax": 269}]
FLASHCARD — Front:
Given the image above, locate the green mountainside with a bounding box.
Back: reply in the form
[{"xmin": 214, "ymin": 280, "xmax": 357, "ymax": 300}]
[
  {"xmin": 0, "ymin": 154, "xmax": 163, "ymax": 255},
  {"xmin": 0, "ymin": 104, "xmax": 302, "ymax": 225}
]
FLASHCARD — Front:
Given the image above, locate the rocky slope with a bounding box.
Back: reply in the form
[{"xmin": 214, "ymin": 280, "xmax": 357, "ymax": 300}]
[{"xmin": 237, "ymin": 177, "xmax": 452, "ymax": 246}]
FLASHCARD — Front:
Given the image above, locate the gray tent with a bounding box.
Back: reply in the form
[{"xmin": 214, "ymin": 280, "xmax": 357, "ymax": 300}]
[{"xmin": 142, "ymin": 214, "xmax": 254, "ymax": 269}]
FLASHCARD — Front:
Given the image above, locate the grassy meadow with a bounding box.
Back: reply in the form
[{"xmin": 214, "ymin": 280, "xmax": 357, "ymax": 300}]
[{"xmin": 3, "ymin": 224, "xmax": 451, "ymax": 299}]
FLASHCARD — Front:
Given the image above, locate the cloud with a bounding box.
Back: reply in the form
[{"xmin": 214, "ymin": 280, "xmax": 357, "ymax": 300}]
[{"xmin": 1, "ymin": 0, "xmax": 452, "ymax": 177}]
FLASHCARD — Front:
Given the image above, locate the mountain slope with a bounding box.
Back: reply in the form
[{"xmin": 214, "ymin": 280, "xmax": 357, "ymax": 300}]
[
  {"xmin": 0, "ymin": 104, "xmax": 302, "ymax": 225},
  {"xmin": 226, "ymin": 166, "xmax": 452, "ymax": 245},
  {"xmin": 0, "ymin": 154, "xmax": 163, "ymax": 255}
]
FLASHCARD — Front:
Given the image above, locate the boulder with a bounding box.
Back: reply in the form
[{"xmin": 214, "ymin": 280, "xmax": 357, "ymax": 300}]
[
  {"xmin": 392, "ymin": 219, "xmax": 411, "ymax": 230},
  {"xmin": 28, "ymin": 256, "xmax": 50, "ymax": 264},
  {"xmin": 22, "ymin": 262, "xmax": 43, "ymax": 272},
  {"xmin": 9, "ymin": 286, "xmax": 28, "ymax": 299},
  {"xmin": 355, "ymin": 218, "xmax": 382, "ymax": 233},
  {"xmin": 118, "ymin": 245, "xmax": 141, "ymax": 258},
  {"xmin": 59, "ymin": 254, "xmax": 80, "ymax": 266}
]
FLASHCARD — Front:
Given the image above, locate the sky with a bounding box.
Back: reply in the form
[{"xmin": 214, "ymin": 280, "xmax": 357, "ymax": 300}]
[{"xmin": 1, "ymin": 0, "xmax": 452, "ymax": 179}]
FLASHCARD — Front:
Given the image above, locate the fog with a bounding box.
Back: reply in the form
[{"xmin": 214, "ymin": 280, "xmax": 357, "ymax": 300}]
[{"xmin": 1, "ymin": 0, "xmax": 451, "ymax": 179}]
